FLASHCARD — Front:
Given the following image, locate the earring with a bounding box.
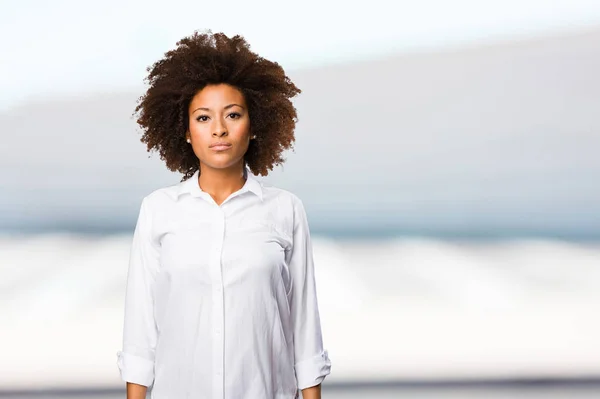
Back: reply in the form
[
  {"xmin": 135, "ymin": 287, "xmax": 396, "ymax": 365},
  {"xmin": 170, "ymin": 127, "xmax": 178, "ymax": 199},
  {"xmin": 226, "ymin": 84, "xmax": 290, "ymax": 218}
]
[
  {"xmin": 186, "ymin": 138, "xmax": 191, "ymax": 143},
  {"xmin": 251, "ymin": 135, "xmax": 257, "ymax": 139}
]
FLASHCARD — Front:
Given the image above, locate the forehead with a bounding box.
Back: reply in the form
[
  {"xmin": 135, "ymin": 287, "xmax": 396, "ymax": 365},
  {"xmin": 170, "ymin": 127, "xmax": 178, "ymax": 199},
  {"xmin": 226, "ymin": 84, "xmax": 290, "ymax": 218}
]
[{"xmin": 190, "ymin": 83, "xmax": 246, "ymax": 105}]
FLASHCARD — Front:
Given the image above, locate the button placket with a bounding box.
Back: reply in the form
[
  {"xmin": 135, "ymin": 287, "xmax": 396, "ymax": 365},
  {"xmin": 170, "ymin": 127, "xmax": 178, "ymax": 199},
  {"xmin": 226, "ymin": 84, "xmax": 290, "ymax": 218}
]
[{"xmin": 211, "ymin": 206, "xmax": 226, "ymax": 399}]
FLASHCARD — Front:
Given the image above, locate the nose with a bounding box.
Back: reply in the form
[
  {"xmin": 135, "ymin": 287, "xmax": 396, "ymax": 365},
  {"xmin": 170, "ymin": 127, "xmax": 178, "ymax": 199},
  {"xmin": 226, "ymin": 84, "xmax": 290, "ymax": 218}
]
[{"xmin": 213, "ymin": 116, "xmax": 228, "ymax": 136}]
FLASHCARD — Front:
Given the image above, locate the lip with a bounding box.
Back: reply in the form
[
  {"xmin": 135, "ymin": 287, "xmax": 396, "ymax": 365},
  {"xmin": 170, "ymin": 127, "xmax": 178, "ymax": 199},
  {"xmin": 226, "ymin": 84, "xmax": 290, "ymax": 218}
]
[{"xmin": 210, "ymin": 143, "xmax": 232, "ymax": 151}]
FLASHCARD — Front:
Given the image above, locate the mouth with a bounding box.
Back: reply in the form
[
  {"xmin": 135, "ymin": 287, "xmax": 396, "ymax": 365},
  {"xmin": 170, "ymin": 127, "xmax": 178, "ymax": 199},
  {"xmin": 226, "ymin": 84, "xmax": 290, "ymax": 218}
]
[{"xmin": 210, "ymin": 144, "xmax": 232, "ymax": 151}]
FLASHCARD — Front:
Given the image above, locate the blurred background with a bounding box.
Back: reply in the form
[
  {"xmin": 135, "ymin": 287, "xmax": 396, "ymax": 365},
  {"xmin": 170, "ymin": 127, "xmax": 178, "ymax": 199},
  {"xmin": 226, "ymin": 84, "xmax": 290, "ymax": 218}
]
[{"xmin": 1, "ymin": 0, "xmax": 600, "ymax": 398}]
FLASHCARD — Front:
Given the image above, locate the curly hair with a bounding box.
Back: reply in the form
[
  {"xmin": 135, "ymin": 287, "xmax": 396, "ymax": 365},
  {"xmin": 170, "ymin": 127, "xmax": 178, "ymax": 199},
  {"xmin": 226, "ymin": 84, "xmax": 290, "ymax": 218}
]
[{"xmin": 132, "ymin": 30, "xmax": 302, "ymax": 181}]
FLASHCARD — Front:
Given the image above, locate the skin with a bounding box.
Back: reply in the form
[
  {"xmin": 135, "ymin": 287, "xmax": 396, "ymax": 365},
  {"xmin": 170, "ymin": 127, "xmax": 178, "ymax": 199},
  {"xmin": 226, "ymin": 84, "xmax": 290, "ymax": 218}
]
[
  {"xmin": 302, "ymin": 384, "xmax": 322, "ymax": 398},
  {"xmin": 126, "ymin": 383, "xmax": 146, "ymax": 399},
  {"xmin": 186, "ymin": 83, "xmax": 253, "ymax": 206},
  {"xmin": 126, "ymin": 83, "xmax": 322, "ymax": 398}
]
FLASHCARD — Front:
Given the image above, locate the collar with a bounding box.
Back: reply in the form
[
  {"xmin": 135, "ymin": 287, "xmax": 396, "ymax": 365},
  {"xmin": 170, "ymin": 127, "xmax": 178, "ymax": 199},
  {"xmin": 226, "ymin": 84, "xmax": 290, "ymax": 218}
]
[{"xmin": 175, "ymin": 165, "xmax": 263, "ymax": 202}]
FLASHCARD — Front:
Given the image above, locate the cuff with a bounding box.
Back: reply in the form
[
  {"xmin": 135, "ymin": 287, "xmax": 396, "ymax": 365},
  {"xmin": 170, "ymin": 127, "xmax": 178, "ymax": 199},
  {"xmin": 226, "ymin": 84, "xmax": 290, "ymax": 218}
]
[
  {"xmin": 116, "ymin": 350, "xmax": 155, "ymax": 387},
  {"xmin": 295, "ymin": 349, "xmax": 332, "ymax": 390}
]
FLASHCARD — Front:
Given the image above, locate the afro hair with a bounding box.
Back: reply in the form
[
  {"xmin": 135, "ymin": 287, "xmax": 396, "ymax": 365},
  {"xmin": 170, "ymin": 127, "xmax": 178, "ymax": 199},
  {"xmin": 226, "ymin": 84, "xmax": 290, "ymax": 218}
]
[{"xmin": 132, "ymin": 30, "xmax": 302, "ymax": 181}]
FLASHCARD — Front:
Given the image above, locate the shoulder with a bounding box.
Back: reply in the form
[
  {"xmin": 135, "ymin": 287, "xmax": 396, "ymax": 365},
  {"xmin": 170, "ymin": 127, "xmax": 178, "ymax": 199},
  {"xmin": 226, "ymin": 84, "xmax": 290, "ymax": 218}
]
[
  {"xmin": 257, "ymin": 183, "xmax": 310, "ymax": 243},
  {"xmin": 258, "ymin": 181, "xmax": 308, "ymax": 227},
  {"xmin": 260, "ymin": 181, "xmax": 305, "ymax": 209},
  {"xmin": 138, "ymin": 182, "xmax": 182, "ymax": 211}
]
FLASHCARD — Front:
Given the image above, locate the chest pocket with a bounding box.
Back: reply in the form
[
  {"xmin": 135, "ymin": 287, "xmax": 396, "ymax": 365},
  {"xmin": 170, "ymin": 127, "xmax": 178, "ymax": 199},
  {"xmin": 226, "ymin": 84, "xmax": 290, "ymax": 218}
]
[
  {"xmin": 222, "ymin": 219, "xmax": 292, "ymax": 288},
  {"xmin": 227, "ymin": 219, "xmax": 291, "ymax": 250}
]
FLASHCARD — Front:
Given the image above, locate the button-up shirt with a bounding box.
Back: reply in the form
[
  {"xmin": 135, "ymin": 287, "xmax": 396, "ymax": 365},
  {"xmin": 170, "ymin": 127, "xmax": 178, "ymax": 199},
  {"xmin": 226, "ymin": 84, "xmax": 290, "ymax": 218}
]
[{"xmin": 116, "ymin": 166, "xmax": 331, "ymax": 399}]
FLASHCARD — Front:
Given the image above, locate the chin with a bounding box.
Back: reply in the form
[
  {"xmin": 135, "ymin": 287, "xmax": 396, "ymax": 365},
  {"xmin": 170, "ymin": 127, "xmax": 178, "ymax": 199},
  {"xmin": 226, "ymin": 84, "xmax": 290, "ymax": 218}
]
[{"xmin": 202, "ymin": 158, "xmax": 244, "ymax": 170}]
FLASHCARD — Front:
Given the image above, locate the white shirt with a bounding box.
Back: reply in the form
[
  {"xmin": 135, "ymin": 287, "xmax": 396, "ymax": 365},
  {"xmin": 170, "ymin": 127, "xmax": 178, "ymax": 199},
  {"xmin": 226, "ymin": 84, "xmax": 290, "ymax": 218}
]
[{"xmin": 116, "ymin": 166, "xmax": 331, "ymax": 399}]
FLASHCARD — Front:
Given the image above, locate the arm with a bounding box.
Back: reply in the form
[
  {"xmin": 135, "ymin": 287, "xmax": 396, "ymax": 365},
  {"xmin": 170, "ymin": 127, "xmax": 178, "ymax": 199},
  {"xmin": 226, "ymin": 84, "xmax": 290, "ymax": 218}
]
[
  {"xmin": 286, "ymin": 197, "xmax": 331, "ymax": 397},
  {"xmin": 301, "ymin": 383, "xmax": 322, "ymax": 399},
  {"xmin": 126, "ymin": 382, "xmax": 148, "ymax": 399},
  {"xmin": 116, "ymin": 197, "xmax": 160, "ymax": 396}
]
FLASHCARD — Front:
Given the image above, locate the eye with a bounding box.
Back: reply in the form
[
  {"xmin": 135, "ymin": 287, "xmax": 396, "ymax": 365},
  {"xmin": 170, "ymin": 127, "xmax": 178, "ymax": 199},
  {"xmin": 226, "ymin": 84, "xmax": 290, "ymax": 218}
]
[
  {"xmin": 228, "ymin": 112, "xmax": 242, "ymax": 119},
  {"xmin": 196, "ymin": 115, "xmax": 209, "ymax": 122}
]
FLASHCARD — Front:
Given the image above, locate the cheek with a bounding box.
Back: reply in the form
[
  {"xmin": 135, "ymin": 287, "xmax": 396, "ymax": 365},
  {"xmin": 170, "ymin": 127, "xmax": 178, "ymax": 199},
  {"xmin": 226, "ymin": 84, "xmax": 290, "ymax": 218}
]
[
  {"xmin": 189, "ymin": 122, "xmax": 209, "ymax": 137},
  {"xmin": 188, "ymin": 126, "xmax": 210, "ymax": 150},
  {"xmin": 231, "ymin": 124, "xmax": 251, "ymax": 149},
  {"xmin": 231, "ymin": 120, "xmax": 250, "ymax": 136}
]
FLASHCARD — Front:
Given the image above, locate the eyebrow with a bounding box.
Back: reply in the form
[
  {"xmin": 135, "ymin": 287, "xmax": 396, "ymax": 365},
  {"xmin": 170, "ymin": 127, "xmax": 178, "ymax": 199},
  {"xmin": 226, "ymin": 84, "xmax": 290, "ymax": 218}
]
[{"xmin": 192, "ymin": 104, "xmax": 245, "ymax": 114}]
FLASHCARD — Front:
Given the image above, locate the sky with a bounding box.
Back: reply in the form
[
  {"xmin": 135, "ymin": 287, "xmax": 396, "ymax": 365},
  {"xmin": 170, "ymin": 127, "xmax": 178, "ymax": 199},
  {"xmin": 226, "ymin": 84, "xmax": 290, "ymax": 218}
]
[{"xmin": 2, "ymin": 0, "xmax": 600, "ymax": 109}]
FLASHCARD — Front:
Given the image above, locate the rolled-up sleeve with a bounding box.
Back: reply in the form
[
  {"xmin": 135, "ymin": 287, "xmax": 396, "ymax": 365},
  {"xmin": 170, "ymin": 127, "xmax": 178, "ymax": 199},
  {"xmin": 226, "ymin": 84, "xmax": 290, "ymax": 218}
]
[
  {"xmin": 286, "ymin": 197, "xmax": 332, "ymax": 390},
  {"xmin": 116, "ymin": 196, "xmax": 160, "ymax": 387}
]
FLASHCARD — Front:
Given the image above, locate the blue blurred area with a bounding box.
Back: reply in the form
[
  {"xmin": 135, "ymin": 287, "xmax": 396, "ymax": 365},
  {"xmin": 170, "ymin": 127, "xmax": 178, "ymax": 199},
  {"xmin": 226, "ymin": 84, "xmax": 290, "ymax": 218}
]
[{"xmin": 2, "ymin": 25, "xmax": 600, "ymax": 238}]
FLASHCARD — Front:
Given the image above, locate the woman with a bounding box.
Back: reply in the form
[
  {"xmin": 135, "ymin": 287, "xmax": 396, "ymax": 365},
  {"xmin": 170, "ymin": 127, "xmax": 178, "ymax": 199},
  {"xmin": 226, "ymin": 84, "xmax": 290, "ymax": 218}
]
[{"xmin": 116, "ymin": 30, "xmax": 331, "ymax": 399}]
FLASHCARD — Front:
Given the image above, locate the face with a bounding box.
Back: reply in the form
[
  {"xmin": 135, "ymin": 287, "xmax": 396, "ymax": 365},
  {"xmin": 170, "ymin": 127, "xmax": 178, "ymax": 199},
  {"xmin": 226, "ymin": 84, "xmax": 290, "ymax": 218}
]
[{"xmin": 186, "ymin": 83, "xmax": 251, "ymax": 173}]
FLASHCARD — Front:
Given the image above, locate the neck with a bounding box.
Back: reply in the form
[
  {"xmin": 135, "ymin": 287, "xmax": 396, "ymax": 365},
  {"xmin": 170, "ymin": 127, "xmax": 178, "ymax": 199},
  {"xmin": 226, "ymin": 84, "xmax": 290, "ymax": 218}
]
[{"xmin": 197, "ymin": 162, "xmax": 247, "ymax": 199}]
